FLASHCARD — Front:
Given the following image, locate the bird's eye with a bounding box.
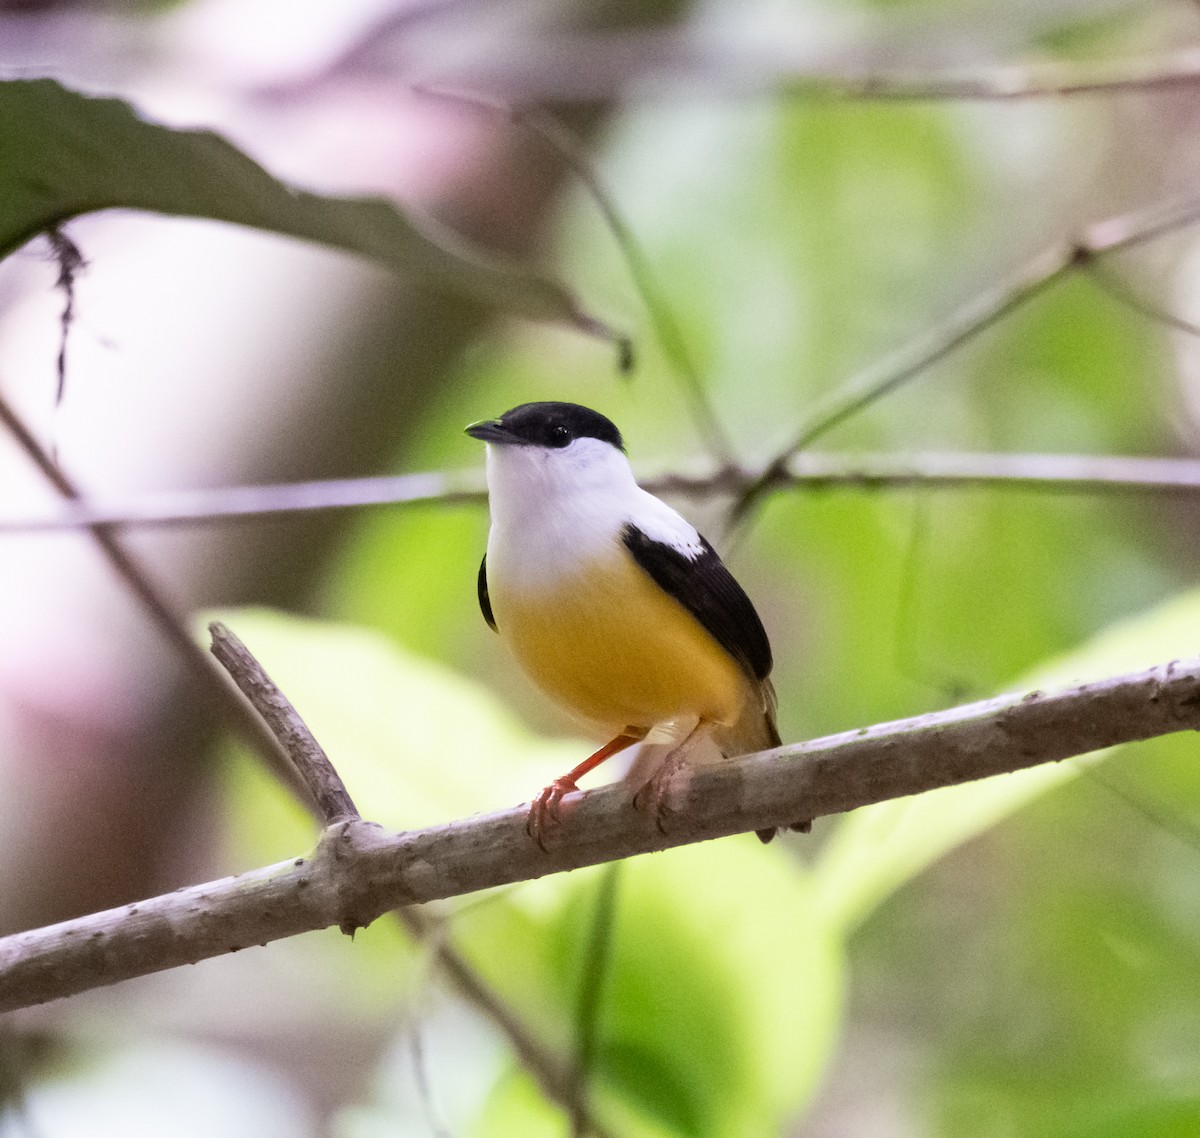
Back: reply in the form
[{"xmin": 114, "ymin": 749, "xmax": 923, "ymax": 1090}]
[{"xmin": 549, "ymin": 424, "xmax": 572, "ymax": 447}]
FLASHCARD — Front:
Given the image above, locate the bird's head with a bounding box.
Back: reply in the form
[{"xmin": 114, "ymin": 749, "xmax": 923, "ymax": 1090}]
[{"xmin": 466, "ymin": 402, "xmax": 633, "ymax": 510}]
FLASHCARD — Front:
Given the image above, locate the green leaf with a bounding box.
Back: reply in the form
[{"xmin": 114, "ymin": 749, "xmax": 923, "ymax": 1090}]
[
  {"xmin": 0, "ymin": 78, "xmax": 620, "ymax": 344},
  {"xmin": 1059, "ymin": 1099, "xmax": 1200, "ymax": 1138},
  {"xmin": 811, "ymin": 588, "xmax": 1200, "ymax": 934},
  {"xmin": 471, "ymin": 1069, "xmax": 623, "ymax": 1138},
  {"xmin": 599, "ymin": 845, "xmax": 842, "ymax": 1137}
]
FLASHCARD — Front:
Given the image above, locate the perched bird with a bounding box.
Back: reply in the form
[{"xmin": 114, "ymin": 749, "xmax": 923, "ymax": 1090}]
[{"xmin": 466, "ymin": 401, "xmax": 796, "ymax": 847}]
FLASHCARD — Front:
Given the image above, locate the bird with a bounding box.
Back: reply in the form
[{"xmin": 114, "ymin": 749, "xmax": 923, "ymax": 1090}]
[{"xmin": 466, "ymin": 401, "xmax": 801, "ymax": 848}]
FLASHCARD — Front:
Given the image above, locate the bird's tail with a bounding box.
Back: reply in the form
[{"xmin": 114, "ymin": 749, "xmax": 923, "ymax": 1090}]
[
  {"xmin": 714, "ymin": 679, "xmax": 810, "ymax": 843},
  {"xmin": 712, "ymin": 677, "xmax": 781, "ymax": 758}
]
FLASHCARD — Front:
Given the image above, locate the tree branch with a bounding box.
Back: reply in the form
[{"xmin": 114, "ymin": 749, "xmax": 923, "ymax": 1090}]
[
  {"xmin": 397, "ymin": 906, "xmax": 616, "ymax": 1137},
  {"xmin": 2, "ymin": 654, "xmax": 1199, "ymax": 1013},
  {"xmin": 732, "ymin": 197, "xmax": 1200, "ymax": 520},
  {"xmin": 209, "ymin": 622, "xmax": 359, "ymax": 826},
  {"xmin": 0, "ymin": 469, "xmax": 483, "ymax": 532},
  {"xmin": 402, "ymin": 31, "xmax": 1200, "ymax": 103},
  {"xmin": 209, "ymin": 623, "xmax": 614, "ymax": 1136},
  {"xmin": 10, "ymin": 451, "xmax": 1200, "ymax": 534},
  {"xmin": 661, "ymin": 452, "xmax": 1200, "ymax": 500}
]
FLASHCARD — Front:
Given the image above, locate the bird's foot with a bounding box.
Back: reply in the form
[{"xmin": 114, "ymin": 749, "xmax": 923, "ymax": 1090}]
[
  {"xmin": 526, "ymin": 777, "xmax": 582, "ymax": 851},
  {"xmin": 525, "ymin": 732, "xmax": 643, "ymax": 852},
  {"xmin": 632, "ymin": 750, "xmax": 694, "ymax": 835}
]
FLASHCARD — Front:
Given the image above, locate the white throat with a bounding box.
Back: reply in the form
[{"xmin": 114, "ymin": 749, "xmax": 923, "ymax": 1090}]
[{"xmin": 483, "ymin": 437, "xmax": 700, "ymax": 591}]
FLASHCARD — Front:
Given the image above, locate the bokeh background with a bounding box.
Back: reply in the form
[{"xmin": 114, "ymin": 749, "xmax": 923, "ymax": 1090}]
[{"xmin": 3, "ymin": 0, "xmax": 1200, "ymax": 1135}]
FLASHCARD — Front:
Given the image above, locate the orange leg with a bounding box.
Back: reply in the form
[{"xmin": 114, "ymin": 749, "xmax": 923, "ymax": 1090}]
[{"xmin": 527, "ymin": 732, "xmax": 641, "ymax": 851}]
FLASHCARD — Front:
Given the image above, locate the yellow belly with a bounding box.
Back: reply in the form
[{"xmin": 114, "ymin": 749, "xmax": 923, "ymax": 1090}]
[{"xmin": 492, "ymin": 550, "xmax": 748, "ymax": 732}]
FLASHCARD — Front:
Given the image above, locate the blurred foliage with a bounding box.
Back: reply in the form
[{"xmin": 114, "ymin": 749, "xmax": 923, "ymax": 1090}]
[
  {"xmin": 0, "ymin": 1036, "xmax": 314, "ymax": 1138},
  {"xmin": 8, "ymin": 0, "xmax": 1200, "ymax": 1135},
  {"xmin": 0, "ymin": 78, "xmax": 618, "ymax": 343}
]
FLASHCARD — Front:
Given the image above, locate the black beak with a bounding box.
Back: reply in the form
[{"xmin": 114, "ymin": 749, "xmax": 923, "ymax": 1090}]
[{"xmin": 465, "ymin": 419, "xmax": 516, "ymax": 444}]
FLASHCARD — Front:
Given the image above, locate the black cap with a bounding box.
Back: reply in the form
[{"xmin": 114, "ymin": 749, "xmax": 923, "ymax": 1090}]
[{"xmin": 465, "ymin": 402, "xmax": 624, "ymax": 452}]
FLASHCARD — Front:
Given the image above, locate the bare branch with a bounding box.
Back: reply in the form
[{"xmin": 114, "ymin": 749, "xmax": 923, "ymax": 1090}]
[
  {"xmin": 206, "ymin": 627, "xmax": 612, "ymax": 1135},
  {"xmin": 46, "ymin": 227, "xmax": 85, "ymax": 410},
  {"xmin": 2, "ymin": 654, "xmax": 1199, "ymax": 1013},
  {"xmin": 394, "ymin": 908, "xmax": 618, "ymax": 1138},
  {"xmin": 205, "ymin": 621, "xmax": 610, "ymax": 1133},
  {"xmin": 11, "ymin": 450, "xmax": 1200, "ymax": 535},
  {"xmin": 400, "ymin": 31, "xmax": 1200, "ymax": 103},
  {"xmin": 570, "ymin": 864, "xmax": 621, "ymax": 1137},
  {"xmin": 771, "ymin": 52, "xmax": 1200, "ymax": 103},
  {"xmin": 208, "ymin": 622, "xmax": 359, "ymax": 826},
  {"xmin": 731, "ymin": 197, "xmax": 1200, "ymax": 520},
  {"xmin": 757, "ymin": 451, "xmax": 1200, "ymax": 498},
  {"xmin": 1, "ymin": 198, "xmax": 1193, "ymax": 540},
  {"xmin": 0, "ymin": 470, "xmax": 486, "ymax": 532},
  {"xmin": 0, "ymin": 197, "xmax": 1192, "ymax": 545},
  {"xmin": 1083, "ymin": 262, "xmax": 1200, "ymax": 340}
]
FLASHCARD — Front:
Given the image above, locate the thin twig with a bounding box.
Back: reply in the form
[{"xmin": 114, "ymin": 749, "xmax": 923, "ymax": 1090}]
[
  {"xmin": 0, "ymin": 470, "xmax": 486, "ymax": 532},
  {"xmin": 889, "ymin": 493, "xmax": 971, "ymax": 702},
  {"xmin": 0, "ymin": 388, "xmax": 581, "ymax": 1112},
  {"xmin": 1080, "ymin": 767, "xmax": 1200, "ymax": 856},
  {"xmin": 3, "ymin": 653, "xmax": 1200, "ymax": 1012},
  {"xmin": 404, "ymin": 950, "xmax": 455, "ymax": 1138},
  {"xmin": 772, "ymin": 53, "xmax": 1200, "ymax": 102},
  {"xmin": 13, "ymin": 451, "xmax": 1200, "ymax": 535},
  {"xmin": 395, "ymin": 909, "xmax": 616, "ymax": 1138},
  {"xmin": 3, "ymin": 202, "xmax": 1196, "ymax": 539},
  {"xmin": 400, "ymin": 30, "xmax": 1200, "ymax": 103},
  {"xmin": 45, "ymin": 227, "xmax": 84, "ymax": 410},
  {"xmin": 407, "ymin": 1022, "xmax": 452, "ymax": 1138},
  {"xmin": 208, "ymin": 622, "xmax": 359, "ymax": 824},
  {"xmin": 0, "ymin": 1026, "xmax": 40, "ymax": 1138},
  {"xmin": 731, "ymin": 197, "xmax": 1200, "ymax": 521},
  {"xmin": 756, "ymin": 451, "xmax": 1200, "ymax": 498},
  {"xmin": 1083, "ymin": 262, "xmax": 1200, "ymax": 340}
]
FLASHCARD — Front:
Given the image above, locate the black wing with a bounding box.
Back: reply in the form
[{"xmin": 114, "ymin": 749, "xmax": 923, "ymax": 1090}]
[
  {"xmin": 477, "ymin": 554, "xmax": 497, "ymax": 632},
  {"xmin": 621, "ymin": 524, "xmax": 772, "ymax": 681}
]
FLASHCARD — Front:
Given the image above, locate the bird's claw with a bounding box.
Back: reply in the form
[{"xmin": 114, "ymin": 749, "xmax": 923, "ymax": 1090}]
[
  {"xmin": 526, "ymin": 777, "xmax": 581, "ymax": 851},
  {"xmin": 632, "ymin": 752, "xmax": 691, "ymax": 835}
]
